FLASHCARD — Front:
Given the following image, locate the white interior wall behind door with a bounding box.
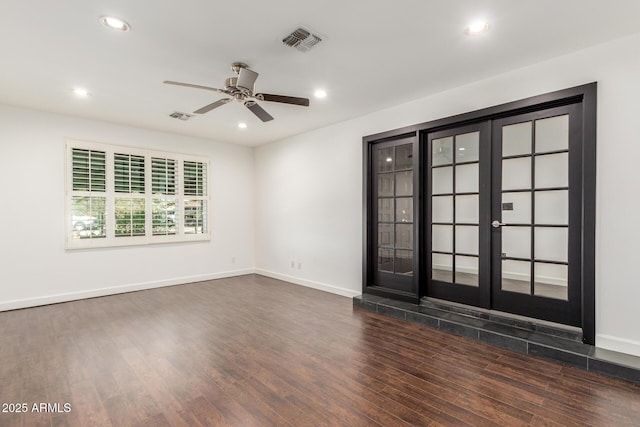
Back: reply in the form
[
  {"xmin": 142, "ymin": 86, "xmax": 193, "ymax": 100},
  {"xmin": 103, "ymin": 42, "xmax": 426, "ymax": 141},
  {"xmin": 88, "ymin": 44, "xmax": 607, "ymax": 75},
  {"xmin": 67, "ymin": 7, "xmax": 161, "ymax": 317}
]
[{"xmin": 254, "ymin": 32, "xmax": 640, "ymax": 357}]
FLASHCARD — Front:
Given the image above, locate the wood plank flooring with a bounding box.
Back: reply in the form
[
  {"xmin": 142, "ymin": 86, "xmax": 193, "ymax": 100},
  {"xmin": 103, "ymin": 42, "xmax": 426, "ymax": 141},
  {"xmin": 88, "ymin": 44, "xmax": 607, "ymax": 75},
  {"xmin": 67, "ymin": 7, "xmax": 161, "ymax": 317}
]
[{"xmin": 1, "ymin": 274, "xmax": 639, "ymax": 426}]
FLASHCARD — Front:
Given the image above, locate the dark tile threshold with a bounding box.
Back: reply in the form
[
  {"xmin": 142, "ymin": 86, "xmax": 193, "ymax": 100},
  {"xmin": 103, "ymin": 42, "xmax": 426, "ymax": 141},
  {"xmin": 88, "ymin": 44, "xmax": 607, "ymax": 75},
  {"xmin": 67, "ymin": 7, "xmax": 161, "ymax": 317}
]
[
  {"xmin": 353, "ymin": 294, "xmax": 640, "ymax": 385},
  {"xmin": 421, "ymin": 298, "xmax": 583, "ymax": 342}
]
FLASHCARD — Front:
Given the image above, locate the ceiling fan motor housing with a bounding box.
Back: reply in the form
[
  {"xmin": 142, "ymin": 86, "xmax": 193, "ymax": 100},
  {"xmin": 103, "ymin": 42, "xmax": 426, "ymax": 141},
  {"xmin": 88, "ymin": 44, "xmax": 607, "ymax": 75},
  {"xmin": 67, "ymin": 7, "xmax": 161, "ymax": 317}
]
[
  {"xmin": 224, "ymin": 76, "xmax": 255, "ymax": 101},
  {"xmin": 225, "ymin": 77, "xmax": 238, "ymax": 90}
]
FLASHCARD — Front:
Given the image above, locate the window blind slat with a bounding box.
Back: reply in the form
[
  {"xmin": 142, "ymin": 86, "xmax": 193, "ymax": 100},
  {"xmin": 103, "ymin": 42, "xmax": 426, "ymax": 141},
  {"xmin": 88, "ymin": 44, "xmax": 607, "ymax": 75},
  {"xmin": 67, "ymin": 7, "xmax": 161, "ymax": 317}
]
[
  {"xmin": 151, "ymin": 157, "xmax": 177, "ymax": 195},
  {"xmin": 72, "ymin": 148, "xmax": 106, "ymax": 192},
  {"xmin": 184, "ymin": 161, "xmax": 206, "ymax": 196},
  {"xmin": 114, "ymin": 153, "xmax": 145, "ymax": 194}
]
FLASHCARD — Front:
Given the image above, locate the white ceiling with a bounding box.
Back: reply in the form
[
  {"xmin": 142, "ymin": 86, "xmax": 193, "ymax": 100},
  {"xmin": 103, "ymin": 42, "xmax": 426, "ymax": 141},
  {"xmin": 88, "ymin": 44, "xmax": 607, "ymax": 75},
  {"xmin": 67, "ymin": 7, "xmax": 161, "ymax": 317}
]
[{"xmin": 2, "ymin": 1, "xmax": 640, "ymax": 147}]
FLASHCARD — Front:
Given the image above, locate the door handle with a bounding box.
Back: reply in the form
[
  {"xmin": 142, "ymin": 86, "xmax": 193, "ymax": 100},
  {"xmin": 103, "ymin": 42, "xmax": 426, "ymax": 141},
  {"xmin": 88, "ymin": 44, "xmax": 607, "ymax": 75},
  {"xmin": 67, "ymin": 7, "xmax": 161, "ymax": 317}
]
[{"xmin": 491, "ymin": 220, "xmax": 506, "ymax": 228}]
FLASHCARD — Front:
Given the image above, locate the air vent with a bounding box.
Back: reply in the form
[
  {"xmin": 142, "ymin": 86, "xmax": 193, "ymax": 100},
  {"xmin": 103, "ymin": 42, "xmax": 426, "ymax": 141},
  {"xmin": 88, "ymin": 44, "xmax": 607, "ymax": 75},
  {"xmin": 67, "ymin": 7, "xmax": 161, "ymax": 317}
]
[
  {"xmin": 282, "ymin": 27, "xmax": 323, "ymax": 52},
  {"xmin": 169, "ymin": 111, "xmax": 194, "ymax": 121}
]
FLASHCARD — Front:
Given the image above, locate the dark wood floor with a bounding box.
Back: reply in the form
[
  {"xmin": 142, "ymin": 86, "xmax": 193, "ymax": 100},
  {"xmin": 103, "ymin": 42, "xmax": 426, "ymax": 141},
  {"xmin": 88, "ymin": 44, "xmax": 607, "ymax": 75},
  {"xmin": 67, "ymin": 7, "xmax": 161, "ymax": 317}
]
[{"xmin": 1, "ymin": 275, "xmax": 639, "ymax": 426}]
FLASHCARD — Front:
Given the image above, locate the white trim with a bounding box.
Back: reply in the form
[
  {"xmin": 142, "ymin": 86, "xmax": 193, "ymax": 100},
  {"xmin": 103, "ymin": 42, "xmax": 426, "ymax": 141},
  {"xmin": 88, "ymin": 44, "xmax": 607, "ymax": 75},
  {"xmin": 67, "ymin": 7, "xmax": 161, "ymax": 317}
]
[
  {"xmin": 255, "ymin": 269, "xmax": 360, "ymax": 298},
  {"xmin": 0, "ymin": 269, "xmax": 255, "ymax": 312},
  {"xmin": 596, "ymin": 334, "xmax": 640, "ymax": 358}
]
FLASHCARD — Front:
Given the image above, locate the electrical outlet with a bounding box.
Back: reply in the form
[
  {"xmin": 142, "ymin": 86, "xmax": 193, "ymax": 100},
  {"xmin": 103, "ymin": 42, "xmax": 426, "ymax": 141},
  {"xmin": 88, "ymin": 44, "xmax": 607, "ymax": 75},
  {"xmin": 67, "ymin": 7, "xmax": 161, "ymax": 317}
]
[
  {"xmin": 291, "ymin": 260, "xmax": 295, "ymax": 268},
  {"xmin": 231, "ymin": 257, "xmax": 236, "ymax": 264},
  {"xmin": 297, "ymin": 262, "xmax": 302, "ymax": 270}
]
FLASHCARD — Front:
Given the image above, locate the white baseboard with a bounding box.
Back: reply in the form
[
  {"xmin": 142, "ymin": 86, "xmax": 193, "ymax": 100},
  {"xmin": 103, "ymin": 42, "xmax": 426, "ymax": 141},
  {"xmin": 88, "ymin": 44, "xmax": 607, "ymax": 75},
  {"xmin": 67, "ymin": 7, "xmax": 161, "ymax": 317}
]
[
  {"xmin": 0, "ymin": 268, "xmax": 255, "ymax": 312},
  {"xmin": 255, "ymin": 269, "xmax": 360, "ymax": 298},
  {"xmin": 596, "ymin": 334, "xmax": 640, "ymax": 358}
]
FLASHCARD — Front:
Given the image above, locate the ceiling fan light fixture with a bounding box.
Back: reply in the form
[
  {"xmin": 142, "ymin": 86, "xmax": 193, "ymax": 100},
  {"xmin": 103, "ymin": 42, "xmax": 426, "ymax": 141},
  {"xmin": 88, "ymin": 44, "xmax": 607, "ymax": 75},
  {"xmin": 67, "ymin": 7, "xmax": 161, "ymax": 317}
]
[{"xmin": 100, "ymin": 16, "xmax": 131, "ymax": 32}]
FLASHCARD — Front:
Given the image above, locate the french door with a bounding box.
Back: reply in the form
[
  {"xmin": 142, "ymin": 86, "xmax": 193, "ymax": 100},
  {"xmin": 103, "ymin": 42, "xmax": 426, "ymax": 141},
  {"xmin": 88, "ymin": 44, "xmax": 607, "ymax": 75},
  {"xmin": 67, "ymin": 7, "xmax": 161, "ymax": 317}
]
[
  {"xmin": 364, "ymin": 84, "xmax": 595, "ymax": 336},
  {"xmin": 367, "ymin": 135, "xmax": 419, "ymax": 299},
  {"xmin": 426, "ymin": 122, "xmax": 491, "ymax": 307},
  {"xmin": 490, "ymin": 104, "xmax": 582, "ymax": 326},
  {"xmin": 425, "ymin": 103, "xmax": 583, "ymax": 326}
]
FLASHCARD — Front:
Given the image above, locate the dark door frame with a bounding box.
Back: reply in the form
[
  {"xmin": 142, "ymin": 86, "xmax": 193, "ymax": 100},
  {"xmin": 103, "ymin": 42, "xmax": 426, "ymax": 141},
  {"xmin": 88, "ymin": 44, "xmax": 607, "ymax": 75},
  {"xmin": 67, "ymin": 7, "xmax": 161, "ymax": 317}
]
[
  {"xmin": 363, "ymin": 83, "xmax": 596, "ymax": 344},
  {"xmin": 363, "ymin": 132, "xmax": 421, "ymax": 302},
  {"xmin": 490, "ymin": 103, "xmax": 583, "ymax": 327}
]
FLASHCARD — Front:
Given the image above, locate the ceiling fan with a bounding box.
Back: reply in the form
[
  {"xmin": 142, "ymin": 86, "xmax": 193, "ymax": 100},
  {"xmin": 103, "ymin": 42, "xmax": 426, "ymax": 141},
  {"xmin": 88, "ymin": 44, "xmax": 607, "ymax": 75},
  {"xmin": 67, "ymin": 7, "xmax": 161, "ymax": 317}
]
[{"xmin": 164, "ymin": 62, "xmax": 310, "ymax": 122}]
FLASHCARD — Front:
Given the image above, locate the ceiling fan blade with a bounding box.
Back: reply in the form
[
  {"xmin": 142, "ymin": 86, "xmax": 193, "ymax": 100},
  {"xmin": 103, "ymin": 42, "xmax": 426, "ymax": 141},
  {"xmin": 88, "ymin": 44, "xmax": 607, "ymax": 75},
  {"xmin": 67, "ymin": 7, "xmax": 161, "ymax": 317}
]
[
  {"xmin": 236, "ymin": 68, "xmax": 259, "ymax": 91},
  {"xmin": 164, "ymin": 80, "xmax": 223, "ymax": 93},
  {"xmin": 257, "ymin": 93, "xmax": 310, "ymax": 107},
  {"xmin": 193, "ymin": 98, "xmax": 232, "ymax": 114},
  {"xmin": 245, "ymin": 102, "xmax": 274, "ymax": 122}
]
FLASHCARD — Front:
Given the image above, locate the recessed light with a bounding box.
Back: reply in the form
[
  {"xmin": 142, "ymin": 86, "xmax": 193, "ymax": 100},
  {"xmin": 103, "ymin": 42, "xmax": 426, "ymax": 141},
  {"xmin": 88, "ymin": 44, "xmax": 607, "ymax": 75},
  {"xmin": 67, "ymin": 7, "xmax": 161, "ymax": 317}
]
[
  {"xmin": 100, "ymin": 16, "xmax": 131, "ymax": 32},
  {"xmin": 465, "ymin": 21, "xmax": 489, "ymax": 36},
  {"xmin": 238, "ymin": 122, "xmax": 247, "ymax": 129},
  {"xmin": 72, "ymin": 88, "xmax": 91, "ymax": 97},
  {"xmin": 314, "ymin": 89, "xmax": 327, "ymax": 99}
]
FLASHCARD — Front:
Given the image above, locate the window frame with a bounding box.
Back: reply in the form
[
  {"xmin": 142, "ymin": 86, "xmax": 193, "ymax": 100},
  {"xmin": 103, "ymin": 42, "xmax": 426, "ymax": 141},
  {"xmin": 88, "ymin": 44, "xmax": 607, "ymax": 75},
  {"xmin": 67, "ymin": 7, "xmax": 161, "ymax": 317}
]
[{"xmin": 65, "ymin": 139, "xmax": 211, "ymax": 249}]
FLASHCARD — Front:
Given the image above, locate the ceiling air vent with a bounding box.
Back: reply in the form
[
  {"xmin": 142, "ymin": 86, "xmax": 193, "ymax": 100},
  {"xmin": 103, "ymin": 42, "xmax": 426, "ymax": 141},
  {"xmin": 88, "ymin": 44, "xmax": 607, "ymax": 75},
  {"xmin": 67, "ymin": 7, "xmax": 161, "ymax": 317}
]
[
  {"xmin": 282, "ymin": 27, "xmax": 323, "ymax": 52},
  {"xmin": 169, "ymin": 111, "xmax": 194, "ymax": 121}
]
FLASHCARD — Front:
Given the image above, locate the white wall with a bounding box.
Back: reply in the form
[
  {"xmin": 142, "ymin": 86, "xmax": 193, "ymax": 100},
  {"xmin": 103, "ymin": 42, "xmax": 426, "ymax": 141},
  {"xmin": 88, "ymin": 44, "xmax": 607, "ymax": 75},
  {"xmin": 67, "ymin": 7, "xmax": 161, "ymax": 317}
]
[
  {"xmin": 254, "ymin": 32, "xmax": 640, "ymax": 357},
  {"xmin": 253, "ymin": 120, "xmax": 364, "ymax": 297},
  {"xmin": 0, "ymin": 105, "xmax": 255, "ymax": 310}
]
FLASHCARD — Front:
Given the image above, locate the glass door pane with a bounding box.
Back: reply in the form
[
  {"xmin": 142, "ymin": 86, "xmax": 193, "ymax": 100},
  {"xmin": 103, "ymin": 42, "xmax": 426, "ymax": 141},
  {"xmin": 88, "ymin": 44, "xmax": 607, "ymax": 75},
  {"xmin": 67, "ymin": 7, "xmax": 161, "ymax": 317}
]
[
  {"xmin": 501, "ymin": 260, "xmax": 531, "ymax": 294},
  {"xmin": 430, "ymin": 130, "xmax": 481, "ymax": 288},
  {"xmin": 371, "ymin": 137, "xmax": 417, "ymax": 295}
]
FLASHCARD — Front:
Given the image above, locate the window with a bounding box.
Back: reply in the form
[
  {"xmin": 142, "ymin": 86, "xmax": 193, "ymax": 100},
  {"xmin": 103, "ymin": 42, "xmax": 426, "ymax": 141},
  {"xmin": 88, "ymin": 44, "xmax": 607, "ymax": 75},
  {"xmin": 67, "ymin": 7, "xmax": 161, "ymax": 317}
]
[
  {"xmin": 151, "ymin": 157, "xmax": 177, "ymax": 236},
  {"xmin": 66, "ymin": 140, "xmax": 210, "ymax": 248},
  {"xmin": 70, "ymin": 148, "xmax": 107, "ymax": 240},
  {"xmin": 183, "ymin": 161, "xmax": 208, "ymax": 235}
]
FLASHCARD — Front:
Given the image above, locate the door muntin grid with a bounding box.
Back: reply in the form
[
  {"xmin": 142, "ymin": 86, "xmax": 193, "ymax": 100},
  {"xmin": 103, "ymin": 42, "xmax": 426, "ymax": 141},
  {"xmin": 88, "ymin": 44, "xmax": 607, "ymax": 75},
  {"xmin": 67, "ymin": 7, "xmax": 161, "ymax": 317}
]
[
  {"xmin": 499, "ymin": 114, "xmax": 570, "ymax": 300},
  {"xmin": 431, "ymin": 131, "xmax": 480, "ymax": 287},
  {"xmin": 376, "ymin": 143, "xmax": 414, "ymax": 277}
]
